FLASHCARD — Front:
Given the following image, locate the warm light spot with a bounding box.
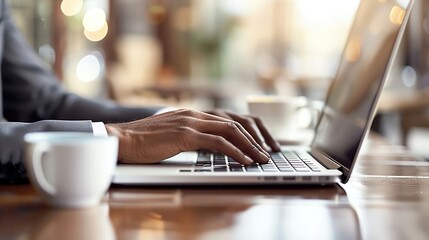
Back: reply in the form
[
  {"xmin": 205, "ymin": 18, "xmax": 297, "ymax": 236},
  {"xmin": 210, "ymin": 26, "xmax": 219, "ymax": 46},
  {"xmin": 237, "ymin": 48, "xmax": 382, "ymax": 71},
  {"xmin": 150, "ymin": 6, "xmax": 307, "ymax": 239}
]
[
  {"xmin": 369, "ymin": 19, "xmax": 382, "ymax": 34},
  {"xmin": 147, "ymin": 4, "xmax": 167, "ymax": 25},
  {"xmin": 173, "ymin": 7, "xmax": 191, "ymax": 31},
  {"xmin": 345, "ymin": 41, "xmax": 361, "ymax": 62},
  {"xmin": 76, "ymin": 55, "xmax": 101, "ymax": 82},
  {"xmin": 60, "ymin": 0, "xmax": 83, "ymax": 16},
  {"xmin": 83, "ymin": 8, "xmax": 107, "ymax": 32},
  {"xmin": 84, "ymin": 22, "xmax": 108, "ymax": 42},
  {"xmin": 149, "ymin": 5, "xmax": 166, "ymax": 15},
  {"xmin": 389, "ymin": 6, "xmax": 405, "ymax": 25}
]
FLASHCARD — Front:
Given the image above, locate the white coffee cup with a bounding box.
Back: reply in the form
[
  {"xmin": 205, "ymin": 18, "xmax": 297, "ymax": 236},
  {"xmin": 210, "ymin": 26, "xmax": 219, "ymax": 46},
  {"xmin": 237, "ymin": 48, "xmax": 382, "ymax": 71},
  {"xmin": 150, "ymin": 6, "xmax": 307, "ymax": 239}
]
[
  {"xmin": 24, "ymin": 132, "xmax": 118, "ymax": 208},
  {"xmin": 247, "ymin": 95, "xmax": 322, "ymax": 141}
]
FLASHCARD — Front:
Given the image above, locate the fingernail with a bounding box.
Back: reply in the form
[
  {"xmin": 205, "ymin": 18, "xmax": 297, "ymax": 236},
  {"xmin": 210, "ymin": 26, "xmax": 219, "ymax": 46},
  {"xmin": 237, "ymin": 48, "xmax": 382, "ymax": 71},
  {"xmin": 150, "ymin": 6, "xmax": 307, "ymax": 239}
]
[
  {"xmin": 263, "ymin": 143, "xmax": 271, "ymax": 152},
  {"xmin": 263, "ymin": 155, "xmax": 270, "ymax": 163},
  {"xmin": 254, "ymin": 144, "xmax": 270, "ymax": 158},
  {"xmin": 262, "ymin": 149, "xmax": 271, "ymax": 159},
  {"xmin": 257, "ymin": 152, "xmax": 268, "ymax": 163},
  {"xmin": 245, "ymin": 155, "xmax": 254, "ymax": 165}
]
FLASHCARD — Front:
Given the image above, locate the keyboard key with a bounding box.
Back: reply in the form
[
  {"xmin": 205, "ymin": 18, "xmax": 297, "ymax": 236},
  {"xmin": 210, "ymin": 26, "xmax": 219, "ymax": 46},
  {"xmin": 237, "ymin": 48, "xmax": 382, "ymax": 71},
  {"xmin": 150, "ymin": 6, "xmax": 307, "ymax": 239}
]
[
  {"xmin": 229, "ymin": 162, "xmax": 242, "ymax": 168},
  {"xmin": 196, "ymin": 160, "xmax": 211, "ymax": 165},
  {"xmin": 245, "ymin": 166, "xmax": 261, "ymax": 172},
  {"xmin": 193, "ymin": 151, "xmax": 325, "ymax": 174},
  {"xmin": 197, "ymin": 152, "xmax": 212, "ymax": 164},
  {"xmin": 230, "ymin": 167, "xmax": 244, "ymax": 172},
  {"xmin": 294, "ymin": 169, "xmax": 311, "ymax": 172},
  {"xmin": 261, "ymin": 165, "xmax": 277, "ymax": 170},
  {"xmin": 194, "ymin": 169, "xmax": 212, "ymax": 172},
  {"xmin": 213, "ymin": 166, "xmax": 228, "ymax": 172},
  {"xmin": 214, "ymin": 159, "xmax": 226, "ymax": 165},
  {"xmin": 245, "ymin": 168, "xmax": 261, "ymax": 172},
  {"xmin": 279, "ymin": 168, "xmax": 294, "ymax": 172},
  {"xmin": 262, "ymin": 169, "xmax": 278, "ymax": 172},
  {"xmin": 275, "ymin": 163, "xmax": 291, "ymax": 167}
]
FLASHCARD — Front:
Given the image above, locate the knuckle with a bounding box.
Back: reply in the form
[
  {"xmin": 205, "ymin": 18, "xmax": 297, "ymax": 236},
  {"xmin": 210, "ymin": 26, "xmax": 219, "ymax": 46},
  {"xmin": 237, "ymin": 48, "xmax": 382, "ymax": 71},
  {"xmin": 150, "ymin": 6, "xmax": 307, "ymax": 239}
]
[
  {"xmin": 174, "ymin": 108, "xmax": 186, "ymax": 114},
  {"xmin": 177, "ymin": 108, "xmax": 194, "ymax": 116},
  {"xmin": 175, "ymin": 126, "xmax": 193, "ymax": 136},
  {"xmin": 177, "ymin": 116, "xmax": 194, "ymax": 126},
  {"xmin": 225, "ymin": 121, "xmax": 240, "ymax": 131},
  {"xmin": 176, "ymin": 127, "xmax": 195, "ymax": 150},
  {"xmin": 213, "ymin": 136, "xmax": 228, "ymax": 147},
  {"xmin": 242, "ymin": 117, "xmax": 254, "ymax": 126},
  {"xmin": 188, "ymin": 109, "xmax": 200, "ymax": 118},
  {"xmin": 211, "ymin": 108, "xmax": 222, "ymax": 115},
  {"xmin": 252, "ymin": 116, "xmax": 263, "ymax": 124}
]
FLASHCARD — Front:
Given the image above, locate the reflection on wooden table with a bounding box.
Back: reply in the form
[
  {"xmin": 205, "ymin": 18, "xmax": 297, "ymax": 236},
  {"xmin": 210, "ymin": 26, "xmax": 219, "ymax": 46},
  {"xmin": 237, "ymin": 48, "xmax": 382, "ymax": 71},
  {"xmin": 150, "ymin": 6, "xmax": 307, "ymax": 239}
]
[{"xmin": 1, "ymin": 134, "xmax": 429, "ymax": 240}]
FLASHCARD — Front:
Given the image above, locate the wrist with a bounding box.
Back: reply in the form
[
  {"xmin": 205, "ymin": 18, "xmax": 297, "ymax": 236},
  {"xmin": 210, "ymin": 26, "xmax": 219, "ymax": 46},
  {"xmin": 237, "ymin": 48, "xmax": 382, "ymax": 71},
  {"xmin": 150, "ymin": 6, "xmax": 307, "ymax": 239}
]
[
  {"xmin": 105, "ymin": 124, "xmax": 120, "ymax": 137},
  {"xmin": 105, "ymin": 124, "xmax": 129, "ymax": 163}
]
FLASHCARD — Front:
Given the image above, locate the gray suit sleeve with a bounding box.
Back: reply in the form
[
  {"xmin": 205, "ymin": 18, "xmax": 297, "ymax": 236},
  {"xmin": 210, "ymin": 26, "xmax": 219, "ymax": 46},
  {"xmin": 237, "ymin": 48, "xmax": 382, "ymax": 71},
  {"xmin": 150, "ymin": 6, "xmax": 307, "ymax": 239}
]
[
  {"xmin": 0, "ymin": 120, "xmax": 93, "ymax": 182},
  {"xmin": 0, "ymin": 3, "xmax": 163, "ymax": 182}
]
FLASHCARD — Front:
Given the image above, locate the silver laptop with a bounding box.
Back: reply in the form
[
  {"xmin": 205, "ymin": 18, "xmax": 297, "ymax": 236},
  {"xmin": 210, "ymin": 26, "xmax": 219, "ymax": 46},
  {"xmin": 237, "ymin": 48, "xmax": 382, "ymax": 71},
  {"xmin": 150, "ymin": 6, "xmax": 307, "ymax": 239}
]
[{"xmin": 114, "ymin": 0, "xmax": 414, "ymax": 185}]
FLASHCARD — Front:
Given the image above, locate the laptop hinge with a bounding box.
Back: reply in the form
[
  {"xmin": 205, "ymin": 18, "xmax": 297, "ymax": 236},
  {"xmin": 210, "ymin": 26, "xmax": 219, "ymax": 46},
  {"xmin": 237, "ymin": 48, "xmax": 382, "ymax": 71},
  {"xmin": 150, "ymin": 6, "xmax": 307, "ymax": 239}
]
[{"xmin": 309, "ymin": 149, "xmax": 341, "ymax": 170}]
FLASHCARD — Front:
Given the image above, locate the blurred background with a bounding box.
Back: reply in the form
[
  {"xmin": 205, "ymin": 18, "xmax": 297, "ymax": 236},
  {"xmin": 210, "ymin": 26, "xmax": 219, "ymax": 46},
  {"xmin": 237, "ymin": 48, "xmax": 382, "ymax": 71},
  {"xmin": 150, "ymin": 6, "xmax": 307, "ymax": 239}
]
[{"xmin": 9, "ymin": 0, "xmax": 429, "ymax": 157}]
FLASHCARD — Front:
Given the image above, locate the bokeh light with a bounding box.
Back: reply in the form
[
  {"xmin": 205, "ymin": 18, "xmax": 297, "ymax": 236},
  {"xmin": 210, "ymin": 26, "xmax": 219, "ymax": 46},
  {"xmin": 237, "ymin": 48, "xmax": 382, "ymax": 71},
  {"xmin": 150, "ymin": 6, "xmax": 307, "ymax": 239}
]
[
  {"xmin": 84, "ymin": 22, "xmax": 109, "ymax": 42},
  {"xmin": 76, "ymin": 54, "xmax": 101, "ymax": 82},
  {"xmin": 389, "ymin": 5, "xmax": 405, "ymax": 25},
  {"xmin": 83, "ymin": 8, "xmax": 107, "ymax": 32},
  {"xmin": 60, "ymin": 0, "xmax": 83, "ymax": 16}
]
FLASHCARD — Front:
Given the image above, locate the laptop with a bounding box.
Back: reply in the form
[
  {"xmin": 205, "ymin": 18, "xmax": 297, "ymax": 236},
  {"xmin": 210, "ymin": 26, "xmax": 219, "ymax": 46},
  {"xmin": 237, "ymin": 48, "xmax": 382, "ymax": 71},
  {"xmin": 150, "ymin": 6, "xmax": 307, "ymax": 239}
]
[{"xmin": 113, "ymin": 0, "xmax": 414, "ymax": 185}]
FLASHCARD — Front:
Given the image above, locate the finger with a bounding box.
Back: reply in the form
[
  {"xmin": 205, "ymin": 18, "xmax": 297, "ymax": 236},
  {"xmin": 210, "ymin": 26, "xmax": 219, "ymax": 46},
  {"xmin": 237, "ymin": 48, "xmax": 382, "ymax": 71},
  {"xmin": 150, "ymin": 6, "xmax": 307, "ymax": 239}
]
[
  {"xmin": 253, "ymin": 117, "xmax": 282, "ymax": 152},
  {"xmin": 197, "ymin": 112, "xmax": 270, "ymax": 159},
  {"xmin": 205, "ymin": 109, "xmax": 231, "ymax": 120},
  {"xmin": 195, "ymin": 120, "xmax": 270, "ymax": 164},
  {"xmin": 175, "ymin": 109, "xmax": 270, "ymax": 159},
  {"xmin": 222, "ymin": 111, "xmax": 269, "ymax": 151},
  {"xmin": 190, "ymin": 132, "xmax": 255, "ymax": 165}
]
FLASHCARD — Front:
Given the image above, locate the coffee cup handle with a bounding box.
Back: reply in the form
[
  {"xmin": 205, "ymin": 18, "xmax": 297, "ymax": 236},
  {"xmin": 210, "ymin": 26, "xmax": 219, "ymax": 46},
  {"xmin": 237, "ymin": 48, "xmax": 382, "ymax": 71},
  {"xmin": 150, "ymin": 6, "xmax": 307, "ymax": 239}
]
[
  {"xmin": 30, "ymin": 143, "xmax": 56, "ymax": 196},
  {"xmin": 296, "ymin": 104, "xmax": 322, "ymax": 129}
]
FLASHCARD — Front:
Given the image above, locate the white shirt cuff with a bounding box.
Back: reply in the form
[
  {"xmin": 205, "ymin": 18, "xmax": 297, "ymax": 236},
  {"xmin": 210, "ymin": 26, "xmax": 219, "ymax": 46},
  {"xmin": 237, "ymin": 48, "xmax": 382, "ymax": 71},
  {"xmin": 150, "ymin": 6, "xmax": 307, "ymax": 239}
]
[
  {"xmin": 91, "ymin": 122, "xmax": 108, "ymax": 137},
  {"xmin": 155, "ymin": 107, "xmax": 177, "ymax": 115}
]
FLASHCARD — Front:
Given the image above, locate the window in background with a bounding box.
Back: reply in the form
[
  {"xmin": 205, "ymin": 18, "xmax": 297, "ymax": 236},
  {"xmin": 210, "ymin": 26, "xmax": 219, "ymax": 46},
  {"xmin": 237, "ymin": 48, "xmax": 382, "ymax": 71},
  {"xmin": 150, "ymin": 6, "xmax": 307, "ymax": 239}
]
[
  {"xmin": 10, "ymin": 0, "xmax": 55, "ymax": 68},
  {"xmin": 188, "ymin": 0, "xmax": 359, "ymax": 109},
  {"xmin": 10, "ymin": 0, "xmax": 361, "ymax": 111},
  {"xmin": 59, "ymin": 0, "xmax": 109, "ymax": 98}
]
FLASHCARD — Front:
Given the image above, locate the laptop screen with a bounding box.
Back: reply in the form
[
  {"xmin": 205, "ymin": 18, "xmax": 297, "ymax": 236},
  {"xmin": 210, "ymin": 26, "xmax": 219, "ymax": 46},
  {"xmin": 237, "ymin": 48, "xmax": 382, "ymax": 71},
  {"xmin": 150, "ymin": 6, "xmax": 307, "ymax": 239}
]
[{"xmin": 311, "ymin": 0, "xmax": 413, "ymax": 180}]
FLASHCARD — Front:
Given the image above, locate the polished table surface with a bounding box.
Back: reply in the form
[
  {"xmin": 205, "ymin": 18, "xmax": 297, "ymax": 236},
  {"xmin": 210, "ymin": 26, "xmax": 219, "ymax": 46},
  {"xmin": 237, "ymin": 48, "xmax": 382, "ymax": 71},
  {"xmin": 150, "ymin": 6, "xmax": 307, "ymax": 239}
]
[{"xmin": 1, "ymin": 135, "xmax": 429, "ymax": 240}]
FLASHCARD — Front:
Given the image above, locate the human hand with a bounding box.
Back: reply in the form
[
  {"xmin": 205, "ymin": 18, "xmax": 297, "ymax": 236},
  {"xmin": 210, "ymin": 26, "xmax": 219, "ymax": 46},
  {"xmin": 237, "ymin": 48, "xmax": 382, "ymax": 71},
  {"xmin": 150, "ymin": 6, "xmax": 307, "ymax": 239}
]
[
  {"xmin": 105, "ymin": 109, "xmax": 273, "ymax": 165},
  {"xmin": 205, "ymin": 109, "xmax": 281, "ymax": 152}
]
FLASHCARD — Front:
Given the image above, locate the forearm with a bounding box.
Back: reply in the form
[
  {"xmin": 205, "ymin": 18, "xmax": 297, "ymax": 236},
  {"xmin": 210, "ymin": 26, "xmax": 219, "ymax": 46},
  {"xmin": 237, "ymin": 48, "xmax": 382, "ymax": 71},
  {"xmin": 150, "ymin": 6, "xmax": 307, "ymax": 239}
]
[{"xmin": 50, "ymin": 93, "xmax": 164, "ymax": 123}]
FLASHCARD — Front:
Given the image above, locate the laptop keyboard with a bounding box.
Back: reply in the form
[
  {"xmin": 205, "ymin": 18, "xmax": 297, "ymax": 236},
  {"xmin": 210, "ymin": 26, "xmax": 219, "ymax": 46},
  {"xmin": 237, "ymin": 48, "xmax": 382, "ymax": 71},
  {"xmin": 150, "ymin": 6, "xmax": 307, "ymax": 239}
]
[{"xmin": 191, "ymin": 150, "xmax": 323, "ymax": 173}]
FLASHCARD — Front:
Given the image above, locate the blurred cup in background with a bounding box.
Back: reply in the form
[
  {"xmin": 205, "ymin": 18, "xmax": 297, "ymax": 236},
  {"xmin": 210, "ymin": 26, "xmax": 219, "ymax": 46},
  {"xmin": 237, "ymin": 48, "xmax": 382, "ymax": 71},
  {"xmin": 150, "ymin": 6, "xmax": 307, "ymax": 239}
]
[{"xmin": 247, "ymin": 95, "xmax": 322, "ymax": 142}]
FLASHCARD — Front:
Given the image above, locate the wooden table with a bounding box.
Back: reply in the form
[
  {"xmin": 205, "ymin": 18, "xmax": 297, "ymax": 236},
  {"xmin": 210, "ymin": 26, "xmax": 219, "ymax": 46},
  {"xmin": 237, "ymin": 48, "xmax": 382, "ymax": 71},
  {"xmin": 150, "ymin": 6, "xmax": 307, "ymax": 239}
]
[{"xmin": 1, "ymin": 135, "xmax": 429, "ymax": 240}]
